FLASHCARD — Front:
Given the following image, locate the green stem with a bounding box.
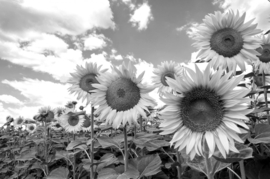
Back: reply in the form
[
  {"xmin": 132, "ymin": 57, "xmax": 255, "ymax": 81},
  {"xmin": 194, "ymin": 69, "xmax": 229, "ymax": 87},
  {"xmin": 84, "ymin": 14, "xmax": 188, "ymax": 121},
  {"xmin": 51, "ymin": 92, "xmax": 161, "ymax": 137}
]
[
  {"xmin": 205, "ymin": 156, "xmax": 215, "ymax": 179},
  {"xmin": 239, "ymin": 160, "xmax": 245, "ymax": 179},
  {"xmin": 176, "ymin": 151, "xmax": 182, "ymax": 179},
  {"xmin": 44, "ymin": 123, "xmax": 49, "ymax": 176},
  {"xmin": 91, "ymin": 105, "xmax": 95, "ymax": 179},
  {"xmin": 228, "ymin": 165, "xmax": 234, "ymax": 179},
  {"xmin": 262, "ymin": 72, "xmax": 270, "ymax": 124},
  {"xmin": 123, "ymin": 126, "xmax": 129, "ymax": 172},
  {"xmin": 73, "ymin": 133, "xmax": 76, "ymax": 179},
  {"xmin": 140, "ymin": 116, "xmax": 143, "ymax": 132}
]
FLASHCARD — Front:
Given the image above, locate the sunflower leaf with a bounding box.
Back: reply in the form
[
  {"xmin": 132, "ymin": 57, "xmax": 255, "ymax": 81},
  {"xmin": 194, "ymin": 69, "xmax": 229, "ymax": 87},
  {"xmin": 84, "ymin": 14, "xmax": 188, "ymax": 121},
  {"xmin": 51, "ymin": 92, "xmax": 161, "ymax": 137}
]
[
  {"xmin": 97, "ymin": 168, "xmax": 119, "ymax": 179},
  {"xmin": 248, "ymin": 124, "xmax": 270, "ymax": 144},
  {"xmin": 66, "ymin": 140, "xmax": 86, "ymax": 150},
  {"xmin": 46, "ymin": 167, "xmax": 69, "ymax": 179}
]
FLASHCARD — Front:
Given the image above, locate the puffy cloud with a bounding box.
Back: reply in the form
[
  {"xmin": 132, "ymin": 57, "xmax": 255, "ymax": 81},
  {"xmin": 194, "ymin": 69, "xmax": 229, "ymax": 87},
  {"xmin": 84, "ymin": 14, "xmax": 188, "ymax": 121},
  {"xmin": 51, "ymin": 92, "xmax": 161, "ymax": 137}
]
[
  {"xmin": 84, "ymin": 34, "xmax": 109, "ymax": 51},
  {"xmin": 130, "ymin": 2, "xmax": 153, "ymax": 30},
  {"xmin": 0, "ymin": 95, "xmax": 23, "ymax": 105},
  {"xmin": 214, "ymin": 0, "xmax": 270, "ymax": 31},
  {"xmin": 1, "ymin": 78, "xmax": 93, "ymax": 120},
  {"xmin": 177, "ymin": 21, "xmax": 200, "ymax": 38},
  {"xmin": 109, "ymin": 49, "xmax": 123, "ymax": 60},
  {"xmin": 0, "ymin": 102, "xmax": 10, "ymax": 125},
  {"xmin": 0, "ymin": 0, "xmax": 115, "ymax": 41},
  {"xmin": 84, "ymin": 52, "xmax": 113, "ymax": 71}
]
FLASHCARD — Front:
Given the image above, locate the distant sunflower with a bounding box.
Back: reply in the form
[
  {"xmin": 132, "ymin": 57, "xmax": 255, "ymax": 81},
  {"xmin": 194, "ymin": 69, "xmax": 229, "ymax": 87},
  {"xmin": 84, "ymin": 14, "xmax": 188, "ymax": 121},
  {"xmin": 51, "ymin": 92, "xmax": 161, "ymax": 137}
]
[
  {"xmin": 152, "ymin": 61, "xmax": 184, "ymax": 95},
  {"xmin": 26, "ymin": 124, "xmax": 37, "ymax": 133},
  {"xmin": 159, "ymin": 64, "xmax": 251, "ymax": 160},
  {"xmin": 38, "ymin": 106, "xmax": 55, "ymax": 122},
  {"xmin": 192, "ymin": 11, "xmax": 261, "ymax": 72},
  {"xmin": 50, "ymin": 121, "xmax": 63, "ymax": 132},
  {"xmin": 6, "ymin": 116, "xmax": 14, "ymax": 123},
  {"xmin": 14, "ymin": 116, "xmax": 25, "ymax": 128},
  {"xmin": 58, "ymin": 111, "xmax": 86, "ymax": 133},
  {"xmin": 91, "ymin": 61, "xmax": 157, "ymax": 128},
  {"xmin": 255, "ymin": 34, "xmax": 270, "ymax": 74},
  {"xmin": 53, "ymin": 107, "xmax": 66, "ymax": 119},
  {"xmin": 68, "ymin": 62, "xmax": 107, "ymax": 105}
]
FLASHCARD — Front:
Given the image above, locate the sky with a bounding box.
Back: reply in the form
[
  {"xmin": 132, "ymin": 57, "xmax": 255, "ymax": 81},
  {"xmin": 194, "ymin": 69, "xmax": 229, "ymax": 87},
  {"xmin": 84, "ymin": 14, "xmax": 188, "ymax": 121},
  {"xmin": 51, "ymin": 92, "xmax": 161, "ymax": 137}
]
[{"xmin": 0, "ymin": 0, "xmax": 270, "ymax": 125}]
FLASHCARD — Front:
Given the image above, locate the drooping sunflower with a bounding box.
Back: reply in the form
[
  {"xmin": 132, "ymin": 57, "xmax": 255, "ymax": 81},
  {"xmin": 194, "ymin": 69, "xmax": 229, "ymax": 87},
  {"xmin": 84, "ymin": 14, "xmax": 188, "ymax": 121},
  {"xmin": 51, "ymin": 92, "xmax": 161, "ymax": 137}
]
[
  {"xmin": 255, "ymin": 34, "xmax": 270, "ymax": 74},
  {"xmin": 38, "ymin": 106, "xmax": 55, "ymax": 122},
  {"xmin": 58, "ymin": 111, "xmax": 86, "ymax": 133},
  {"xmin": 91, "ymin": 61, "xmax": 157, "ymax": 128},
  {"xmin": 159, "ymin": 64, "xmax": 251, "ymax": 160},
  {"xmin": 14, "ymin": 116, "xmax": 25, "ymax": 128},
  {"xmin": 26, "ymin": 124, "xmax": 37, "ymax": 133},
  {"xmin": 192, "ymin": 10, "xmax": 261, "ymax": 72},
  {"xmin": 68, "ymin": 62, "xmax": 107, "ymax": 105},
  {"xmin": 152, "ymin": 61, "xmax": 184, "ymax": 95},
  {"xmin": 53, "ymin": 107, "xmax": 66, "ymax": 119},
  {"xmin": 49, "ymin": 121, "xmax": 63, "ymax": 132}
]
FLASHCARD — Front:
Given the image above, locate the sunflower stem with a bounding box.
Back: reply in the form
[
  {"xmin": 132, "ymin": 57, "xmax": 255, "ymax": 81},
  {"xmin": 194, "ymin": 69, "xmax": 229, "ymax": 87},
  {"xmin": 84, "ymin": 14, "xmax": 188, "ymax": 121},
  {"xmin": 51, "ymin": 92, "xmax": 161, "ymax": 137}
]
[
  {"xmin": 123, "ymin": 125, "xmax": 129, "ymax": 172},
  {"xmin": 204, "ymin": 156, "xmax": 215, "ymax": 179},
  {"xmin": 239, "ymin": 160, "xmax": 245, "ymax": 179},
  {"xmin": 44, "ymin": 123, "xmax": 49, "ymax": 176},
  {"xmin": 90, "ymin": 106, "xmax": 95, "ymax": 179},
  {"xmin": 176, "ymin": 151, "xmax": 182, "ymax": 179},
  {"xmin": 73, "ymin": 133, "xmax": 76, "ymax": 179},
  {"xmin": 262, "ymin": 72, "xmax": 270, "ymax": 124},
  {"xmin": 139, "ymin": 116, "xmax": 143, "ymax": 132}
]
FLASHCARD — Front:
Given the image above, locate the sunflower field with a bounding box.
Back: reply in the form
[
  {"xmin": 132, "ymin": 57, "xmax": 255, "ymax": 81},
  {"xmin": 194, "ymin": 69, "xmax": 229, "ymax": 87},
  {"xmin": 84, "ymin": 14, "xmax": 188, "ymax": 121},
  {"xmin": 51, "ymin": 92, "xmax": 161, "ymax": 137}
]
[{"xmin": 1, "ymin": 10, "xmax": 270, "ymax": 179}]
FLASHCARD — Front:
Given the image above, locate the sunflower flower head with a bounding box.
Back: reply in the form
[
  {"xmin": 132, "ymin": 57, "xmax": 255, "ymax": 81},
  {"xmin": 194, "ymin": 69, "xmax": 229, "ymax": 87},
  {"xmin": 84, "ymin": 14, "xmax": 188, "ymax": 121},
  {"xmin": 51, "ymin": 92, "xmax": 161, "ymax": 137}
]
[
  {"xmin": 68, "ymin": 62, "xmax": 107, "ymax": 105},
  {"xmin": 58, "ymin": 111, "xmax": 86, "ymax": 133},
  {"xmin": 152, "ymin": 61, "xmax": 184, "ymax": 95},
  {"xmin": 26, "ymin": 124, "xmax": 37, "ymax": 134},
  {"xmin": 255, "ymin": 34, "xmax": 270, "ymax": 74},
  {"xmin": 159, "ymin": 64, "xmax": 251, "ymax": 160},
  {"xmin": 53, "ymin": 107, "xmax": 66, "ymax": 120},
  {"xmin": 14, "ymin": 116, "xmax": 25, "ymax": 128},
  {"xmin": 6, "ymin": 116, "xmax": 14, "ymax": 123},
  {"xmin": 38, "ymin": 106, "xmax": 55, "ymax": 122},
  {"xmin": 91, "ymin": 61, "xmax": 157, "ymax": 128},
  {"xmin": 49, "ymin": 121, "xmax": 63, "ymax": 132},
  {"xmin": 192, "ymin": 10, "xmax": 261, "ymax": 72}
]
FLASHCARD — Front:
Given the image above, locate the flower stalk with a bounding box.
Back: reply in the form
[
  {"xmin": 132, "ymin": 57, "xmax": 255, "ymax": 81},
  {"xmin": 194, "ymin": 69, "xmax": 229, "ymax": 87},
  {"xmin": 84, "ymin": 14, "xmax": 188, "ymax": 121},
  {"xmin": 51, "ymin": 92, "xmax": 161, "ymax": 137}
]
[
  {"xmin": 123, "ymin": 125, "xmax": 129, "ymax": 172},
  {"xmin": 176, "ymin": 151, "xmax": 182, "ymax": 179},
  {"xmin": 262, "ymin": 72, "xmax": 270, "ymax": 124},
  {"xmin": 90, "ymin": 105, "xmax": 95, "ymax": 179}
]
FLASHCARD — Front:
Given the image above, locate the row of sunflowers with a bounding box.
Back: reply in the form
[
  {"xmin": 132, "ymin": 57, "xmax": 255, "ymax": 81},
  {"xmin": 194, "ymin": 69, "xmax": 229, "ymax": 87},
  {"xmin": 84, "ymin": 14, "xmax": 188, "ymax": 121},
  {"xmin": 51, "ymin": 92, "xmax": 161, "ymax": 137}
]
[{"xmin": 1, "ymin": 10, "xmax": 270, "ymax": 179}]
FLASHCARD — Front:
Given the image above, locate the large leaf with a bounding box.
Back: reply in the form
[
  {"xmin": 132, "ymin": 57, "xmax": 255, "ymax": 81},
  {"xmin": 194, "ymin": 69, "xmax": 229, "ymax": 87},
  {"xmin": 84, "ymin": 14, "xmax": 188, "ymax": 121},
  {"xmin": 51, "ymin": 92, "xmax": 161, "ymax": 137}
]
[
  {"xmin": 130, "ymin": 154, "xmax": 162, "ymax": 178},
  {"xmin": 97, "ymin": 153, "xmax": 119, "ymax": 171},
  {"xmin": 16, "ymin": 147, "xmax": 37, "ymax": 161},
  {"xmin": 66, "ymin": 140, "xmax": 86, "ymax": 150},
  {"xmin": 97, "ymin": 136, "xmax": 121, "ymax": 148},
  {"xmin": 249, "ymin": 124, "xmax": 270, "ymax": 144},
  {"xmin": 184, "ymin": 143, "xmax": 253, "ymax": 176},
  {"xmin": 47, "ymin": 167, "xmax": 69, "ymax": 179},
  {"xmin": 98, "ymin": 168, "xmax": 119, "ymax": 179}
]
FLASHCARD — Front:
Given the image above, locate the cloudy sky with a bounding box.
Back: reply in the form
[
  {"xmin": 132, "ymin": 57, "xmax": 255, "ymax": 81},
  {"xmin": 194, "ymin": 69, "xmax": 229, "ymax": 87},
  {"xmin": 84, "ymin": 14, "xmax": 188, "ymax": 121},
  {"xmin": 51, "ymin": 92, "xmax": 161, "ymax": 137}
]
[{"xmin": 0, "ymin": 0, "xmax": 269, "ymax": 125}]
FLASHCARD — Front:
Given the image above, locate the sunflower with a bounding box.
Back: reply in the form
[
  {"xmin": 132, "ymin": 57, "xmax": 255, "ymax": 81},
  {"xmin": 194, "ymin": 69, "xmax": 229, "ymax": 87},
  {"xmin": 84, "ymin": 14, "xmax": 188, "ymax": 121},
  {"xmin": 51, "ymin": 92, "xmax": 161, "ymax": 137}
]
[
  {"xmin": 91, "ymin": 61, "xmax": 157, "ymax": 128},
  {"xmin": 152, "ymin": 61, "xmax": 184, "ymax": 95},
  {"xmin": 53, "ymin": 107, "xmax": 66, "ymax": 119},
  {"xmin": 14, "ymin": 116, "xmax": 25, "ymax": 128},
  {"xmin": 65, "ymin": 101, "xmax": 77, "ymax": 109},
  {"xmin": 192, "ymin": 10, "xmax": 261, "ymax": 72},
  {"xmin": 38, "ymin": 106, "xmax": 55, "ymax": 122},
  {"xmin": 58, "ymin": 111, "xmax": 86, "ymax": 133},
  {"xmin": 255, "ymin": 34, "xmax": 270, "ymax": 74},
  {"xmin": 26, "ymin": 124, "xmax": 37, "ymax": 133},
  {"xmin": 254, "ymin": 74, "xmax": 270, "ymax": 87},
  {"xmin": 159, "ymin": 64, "xmax": 251, "ymax": 160},
  {"xmin": 6, "ymin": 116, "xmax": 14, "ymax": 123},
  {"xmin": 49, "ymin": 121, "xmax": 63, "ymax": 132},
  {"xmin": 68, "ymin": 62, "xmax": 107, "ymax": 105}
]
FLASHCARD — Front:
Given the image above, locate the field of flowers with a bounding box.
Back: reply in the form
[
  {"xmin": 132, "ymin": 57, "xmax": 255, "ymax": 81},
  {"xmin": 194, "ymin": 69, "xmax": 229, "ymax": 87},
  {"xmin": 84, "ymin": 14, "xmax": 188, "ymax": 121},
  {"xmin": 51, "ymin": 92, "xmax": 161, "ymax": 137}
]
[{"xmin": 1, "ymin": 10, "xmax": 270, "ymax": 179}]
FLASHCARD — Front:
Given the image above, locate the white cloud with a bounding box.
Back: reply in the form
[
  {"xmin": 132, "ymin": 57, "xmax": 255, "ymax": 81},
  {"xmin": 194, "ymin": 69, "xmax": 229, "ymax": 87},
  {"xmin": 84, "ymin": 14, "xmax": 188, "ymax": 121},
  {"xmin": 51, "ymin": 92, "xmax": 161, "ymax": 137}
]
[
  {"xmin": 130, "ymin": 2, "xmax": 153, "ymax": 30},
  {"xmin": 110, "ymin": 49, "xmax": 123, "ymax": 60},
  {"xmin": 0, "ymin": 102, "xmax": 10, "ymax": 125},
  {"xmin": 176, "ymin": 22, "xmax": 200, "ymax": 39},
  {"xmin": 84, "ymin": 34, "xmax": 109, "ymax": 51},
  {"xmin": 0, "ymin": 0, "xmax": 115, "ymax": 41},
  {"xmin": 1, "ymin": 78, "xmax": 93, "ymax": 121},
  {"xmin": 214, "ymin": 0, "xmax": 270, "ymax": 31},
  {"xmin": 84, "ymin": 52, "xmax": 113, "ymax": 72},
  {"xmin": 0, "ymin": 95, "xmax": 23, "ymax": 105}
]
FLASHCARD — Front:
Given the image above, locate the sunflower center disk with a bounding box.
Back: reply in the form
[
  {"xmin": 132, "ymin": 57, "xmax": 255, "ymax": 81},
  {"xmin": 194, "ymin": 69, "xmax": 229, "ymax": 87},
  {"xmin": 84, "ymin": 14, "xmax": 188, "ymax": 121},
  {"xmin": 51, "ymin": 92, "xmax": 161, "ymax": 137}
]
[
  {"xmin": 161, "ymin": 71, "xmax": 175, "ymax": 86},
  {"xmin": 181, "ymin": 88, "xmax": 224, "ymax": 132},
  {"xmin": 106, "ymin": 78, "xmax": 141, "ymax": 111},
  {"xmin": 257, "ymin": 44, "xmax": 270, "ymax": 63},
  {"xmin": 68, "ymin": 115, "xmax": 80, "ymax": 126},
  {"xmin": 83, "ymin": 116, "xmax": 91, "ymax": 128},
  {"xmin": 29, "ymin": 126, "xmax": 34, "ymax": 130},
  {"xmin": 210, "ymin": 28, "xmax": 243, "ymax": 57},
  {"xmin": 79, "ymin": 73, "xmax": 98, "ymax": 92}
]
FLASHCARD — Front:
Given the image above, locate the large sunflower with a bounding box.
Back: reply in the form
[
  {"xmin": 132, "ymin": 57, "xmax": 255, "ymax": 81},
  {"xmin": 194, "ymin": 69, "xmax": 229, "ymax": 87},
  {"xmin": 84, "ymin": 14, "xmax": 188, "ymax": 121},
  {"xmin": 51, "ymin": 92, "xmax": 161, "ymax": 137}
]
[
  {"xmin": 192, "ymin": 11, "xmax": 261, "ymax": 72},
  {"xmin": 159, "ymin": 64, "xmax": 251, "ymax": 160},
  {"xmin": 152, "ymin": 61, "xmax": 184, "ymax": 95},
  {"xmin": 255, "ymin": 34, "xmax": 270, "ymax": 74},
  {"xmin": 58, "ymin": 111, "xmax": 86, "ymax": 133},
  {"xmin": 38, "ymin": 106, "xmax": 55, "ymax": 122},
  {"xmin": 91, "ymin": 61, "xmax": 157, "ymax": 128},
  {"xmin": 68, "ymin": 62, "xmax": 107, "ymax": 105}
]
